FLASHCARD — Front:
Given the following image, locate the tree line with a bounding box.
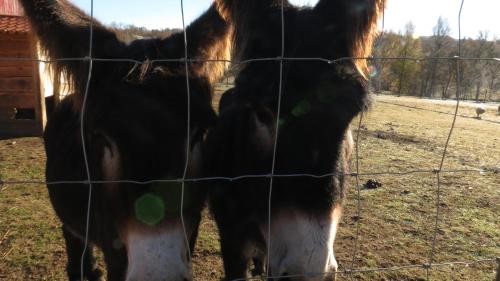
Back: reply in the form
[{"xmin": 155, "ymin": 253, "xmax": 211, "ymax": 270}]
[
  {"xmin": 371, "ymin": 17, "xmax": 500, "ymax": 102},
  {"xmin": 109, "ymin": 22, "xmax": 180, "ymax": 43},
  {"xmin": 107, "ymin": 20, "xmax": 499, "ymax": 102}
]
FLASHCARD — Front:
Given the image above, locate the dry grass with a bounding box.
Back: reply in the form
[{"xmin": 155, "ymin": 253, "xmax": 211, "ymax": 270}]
[
  {"xmin": 0, "ymin": 92, "xmax": 498, "ymax": 280},
  {"xmin": 335, "ymin": 94, "xmax": 499, "ymax": 280}
]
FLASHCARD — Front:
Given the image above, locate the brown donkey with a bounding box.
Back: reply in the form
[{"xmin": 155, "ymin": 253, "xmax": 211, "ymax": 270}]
[
  {"xmin": 19, "ymin": 0, "xmax": 232, "ymax": 280},
  {"xmin": 206, "ymin": 0, "xmax": 385, "ymax": 280}
]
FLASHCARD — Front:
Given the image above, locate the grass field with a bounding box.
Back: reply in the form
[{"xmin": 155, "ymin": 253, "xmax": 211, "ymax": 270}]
[{"xmin": 0, "ymin": 92, "xmax": 499, "ymax": 280}]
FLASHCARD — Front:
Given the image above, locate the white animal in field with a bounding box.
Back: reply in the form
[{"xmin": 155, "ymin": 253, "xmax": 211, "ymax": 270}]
[{"xmin": 475, "ymin": 105, "xmax": 486, "ymax": 119}]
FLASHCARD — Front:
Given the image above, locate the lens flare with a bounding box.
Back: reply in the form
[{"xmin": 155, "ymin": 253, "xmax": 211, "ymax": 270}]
[
  {"xmin": 368, "ymin": 66, "xmax": 378, "ymax": 78},
  {"xmin": 292, "ymin": 100, "xmax": 312, "ymax": 117},
  {"xmin": 135, "ymin": 193, "xmax": 166, "ymax": 226}
]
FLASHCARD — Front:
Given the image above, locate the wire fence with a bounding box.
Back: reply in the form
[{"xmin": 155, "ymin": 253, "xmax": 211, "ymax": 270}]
[
  {"xmin": 376, "ymin": 99, "xmax": 500, "ymax": 124},
  {"xmin": 0, "ymin": 0, "xmax": 499, "ymax": 280}
]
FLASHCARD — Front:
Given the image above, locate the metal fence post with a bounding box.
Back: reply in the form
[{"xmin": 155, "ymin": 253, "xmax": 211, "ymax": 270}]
[{"xmin": 495, "ymin": 257, "xmax": 500, "ymax": 281}]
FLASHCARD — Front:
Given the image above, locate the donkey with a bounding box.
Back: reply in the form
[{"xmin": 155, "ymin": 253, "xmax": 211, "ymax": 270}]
[
  {"xmin": 20, "ymin": 0, "xmax": 232, "ymax": 280},
  {"xmin": 205, "ymin": 0, "xmax": 385, "ymax": 280}
]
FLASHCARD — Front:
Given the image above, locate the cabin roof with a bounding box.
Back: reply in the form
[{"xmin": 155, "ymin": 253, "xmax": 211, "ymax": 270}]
[{"xmin": 0, "ymin": 15, "xmax": 30, "ymax": 34}]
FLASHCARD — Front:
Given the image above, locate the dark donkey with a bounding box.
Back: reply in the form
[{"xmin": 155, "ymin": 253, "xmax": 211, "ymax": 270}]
[
  {"xmin": 20, "ymin": 0, "xmax": 232, "ymax": 280},
  {"xmin": 205, "ymin": 0, "xmax": 384, "ymax": 280}
]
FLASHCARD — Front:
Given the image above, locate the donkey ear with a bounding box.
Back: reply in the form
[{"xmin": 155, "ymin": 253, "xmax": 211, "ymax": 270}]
[
  {"xmin": 313, "ymin": 0, "xmax": 385, "ymax": 22},
  {"xmin": 158, "ymin": 3, "xmax": 232, "ymax": 85},
  {"xmin": 313, "ymin": 0, "xmax": 385, "ymax": 76},
  {"xmin": 20, "ymin": 0, "xmax": 122, "ymax": 58},
  {"xmin": 312, "ymin": 0, "xmax": 385, "ymax": 46},
  {"xmin": 19, "ymin": 0, "xmax": 123, "ymax": 102}
]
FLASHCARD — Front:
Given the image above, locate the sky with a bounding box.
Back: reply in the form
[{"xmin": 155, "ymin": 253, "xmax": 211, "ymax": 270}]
[{"xmin": 70, "ymin": 0, "xmax": 500, "ymax": 39}]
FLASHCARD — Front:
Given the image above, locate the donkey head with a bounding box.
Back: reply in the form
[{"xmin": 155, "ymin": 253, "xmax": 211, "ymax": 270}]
[
  {"xmin": 86, "ymin": 79, "xmax": 214, "ymax": 281},
  {"xmin": 208, "ymin": 0, "xmax": 384, "ymax": 280},
  {"xmin": 23, "ymin": 0, "xmax": 231, "ymax": 280}
]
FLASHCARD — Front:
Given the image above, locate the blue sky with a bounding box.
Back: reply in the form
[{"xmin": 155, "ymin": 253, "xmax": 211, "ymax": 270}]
[{"xmin": 71, "ymin": 0, "xmax": 499, "ymax": 39}]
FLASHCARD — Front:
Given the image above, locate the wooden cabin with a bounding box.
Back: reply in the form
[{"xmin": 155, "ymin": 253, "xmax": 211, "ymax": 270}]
[{"xmin": 0, "ymin": 0, "xmax": 45, "ymax": 137}]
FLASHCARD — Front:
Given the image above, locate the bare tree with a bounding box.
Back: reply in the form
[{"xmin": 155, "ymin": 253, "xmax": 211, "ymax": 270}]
[
  {"xmin": 392, "ymin": 22, "xmax": 421, "ymax": 96},
  {"xmin": 419, "ymin": 17, "xmax": 452, "ymax": 98},
  {"xmin": 371, "ymin": 19, "xmax": 498, "ymax": 101},
  {"xmin": 372, "ymin": 32, "xmax": 400, "ymax": 93},
  {"xmin": 483, "ymin": 38, "xmax": 500, "ymax": 101}
]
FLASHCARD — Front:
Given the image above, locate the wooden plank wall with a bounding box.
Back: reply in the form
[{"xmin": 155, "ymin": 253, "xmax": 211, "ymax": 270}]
[{"xmin": 0, "ymin": 32, "xmax": 44, "ymax": 137}]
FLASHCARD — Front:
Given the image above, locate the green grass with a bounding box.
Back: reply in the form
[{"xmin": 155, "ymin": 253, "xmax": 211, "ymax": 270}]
[{"xmin": 0, "ymin": 92, "xmax": 498, "ymax": 280}]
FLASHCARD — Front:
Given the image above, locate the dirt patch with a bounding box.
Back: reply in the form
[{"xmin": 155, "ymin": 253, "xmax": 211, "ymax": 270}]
[{"xmin": 364, "ymin": 129, "xmax": 433, "ymax": 146}]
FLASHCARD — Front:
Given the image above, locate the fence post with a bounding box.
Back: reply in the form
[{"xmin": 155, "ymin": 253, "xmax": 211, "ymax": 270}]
[{"xmin": 496, "ymin": 257, "xmax": 500, "ymax": 281}]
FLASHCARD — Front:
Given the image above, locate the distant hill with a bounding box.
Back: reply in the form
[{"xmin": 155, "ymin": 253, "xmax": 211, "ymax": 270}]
[{"xmin": 108, "ymin": 23, "xmax": 181, "ymax": 43}]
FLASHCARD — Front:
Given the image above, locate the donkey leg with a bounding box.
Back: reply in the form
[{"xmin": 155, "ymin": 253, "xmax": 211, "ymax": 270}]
[
  {"xmin": 218, "ymin": 226, "xmax": 252, "ymax": 281},
  {"xmin": 62, "ymin": 227, "xmax": 103, "ymax": 281},
  {"xmin": 189, "ymin": 214, "xmax": 202, "ymax": 256},
  {"xmin": 251, "ymin": 249, "xmax": 266, "ymax": 277},
  {"xmin": 100, "ymin": 235, "xmax": 127, "ymax": 281}
]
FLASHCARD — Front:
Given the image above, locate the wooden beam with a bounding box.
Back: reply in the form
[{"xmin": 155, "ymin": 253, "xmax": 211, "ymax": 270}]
[
  {"xmin": 30, "ymin": 34, "xmax": 46, "ymax": 133},
  {"xmin": 0, "ymin": 61, "xmax": 33, "ymax": 68},
  {"xmin": 0, "ymin": 65, "xmax": 34, "ymax": 77},
  {"xmin": 0, "ymin": 40, "xmax": 31, "ymax": 52},
  {"xmin": 0, "ymin": 92, "xmax": 36, "ymax": 108},
  {"xmin": 0, "ymin": 33, "xmax": 29, "ymax": 42},
  {"xmin": 0, "ymin": 120, "xmax": 42, "ymax": 137},
  {"xmin": 0, "ymin": 49, "xmax": 32, "ymax": 57},
  {"xmin": 0, "ymin": 77, "xmax": 34, "ymax": 92},
  {"xmin": 0, "ymin": 107, "xmax": 16, "ymax": 120}
]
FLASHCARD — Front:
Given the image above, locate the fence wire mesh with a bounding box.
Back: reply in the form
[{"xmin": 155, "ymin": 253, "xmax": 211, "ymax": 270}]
[
  {"xmin": 0, "ymin": 0, "xmax": 499, "ymax": 280},
  {"xmin": 78, "ymin": 0, "xmax": 94, "ymax": 277}
]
